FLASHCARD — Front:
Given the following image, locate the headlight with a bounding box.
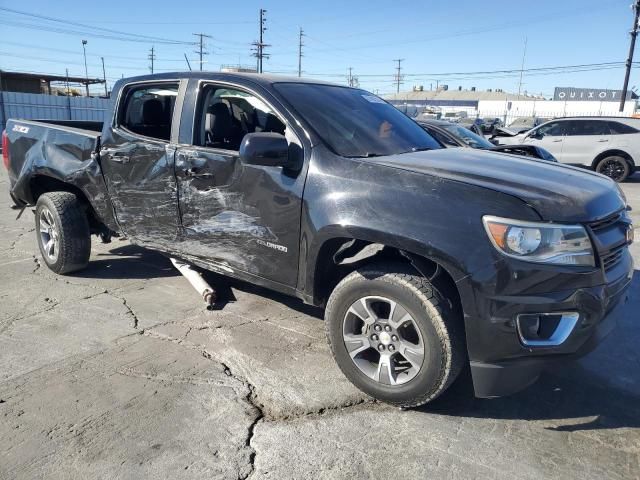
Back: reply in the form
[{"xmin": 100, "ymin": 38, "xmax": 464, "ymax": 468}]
[{"xmin": 482, "ymin": 216, "xmax": 595, "ymax": 267}]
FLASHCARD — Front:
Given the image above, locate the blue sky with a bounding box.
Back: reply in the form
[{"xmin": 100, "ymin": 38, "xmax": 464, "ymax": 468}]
[{"xmin": 0, "ymin": 0, "xmax": 636, "ymax": 97}]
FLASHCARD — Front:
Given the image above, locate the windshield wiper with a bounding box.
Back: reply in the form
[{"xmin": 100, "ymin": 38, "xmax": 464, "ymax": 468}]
[{"xmin": 345, "ymin": 152, "xmax": 384, "ymax": 158}]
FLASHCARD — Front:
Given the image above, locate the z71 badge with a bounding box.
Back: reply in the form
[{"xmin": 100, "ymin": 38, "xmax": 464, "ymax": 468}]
[{"xmin": 12, "ymin": 124, "xmax": 29, "ymax": 134}]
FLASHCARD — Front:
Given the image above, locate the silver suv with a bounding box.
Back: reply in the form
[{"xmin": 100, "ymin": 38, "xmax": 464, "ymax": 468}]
[{"xmin": 496, "ymin": 117, "xmax": 640, "ymax": 182}]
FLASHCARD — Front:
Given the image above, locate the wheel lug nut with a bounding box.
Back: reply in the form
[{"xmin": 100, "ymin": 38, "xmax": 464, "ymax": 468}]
[
  {"xmin": 378, "ymin": 344, "xmax": 385, "ymax": 352},
  {"xmin": 374, "ymin": 324, "xmax": 382, "ymax": 332},
  {"xmin": 391, "ymin": 335, "xmax": 398, "ymax": 342},
  {"xmin": 371, "ymin": 334, "xmax": 378, "ymax": 341},
  {"xmin": 384, "ymin": 325, "xmax": 392, "ymax": 332},
  {"xmin": 388, "ymin": 344, "xmax": 395, "ymax": 352}
]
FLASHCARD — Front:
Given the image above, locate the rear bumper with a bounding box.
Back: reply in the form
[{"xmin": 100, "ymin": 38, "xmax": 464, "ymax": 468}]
[{"xmin": 464, "ymin": 252, "xmax": 633, "ymax": 398}]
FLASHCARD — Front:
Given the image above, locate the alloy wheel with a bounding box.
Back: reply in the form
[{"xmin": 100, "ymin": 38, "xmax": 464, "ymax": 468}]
[{"xmin": 342, "ymin": 296, "xmax": 425, "ymax": 386}]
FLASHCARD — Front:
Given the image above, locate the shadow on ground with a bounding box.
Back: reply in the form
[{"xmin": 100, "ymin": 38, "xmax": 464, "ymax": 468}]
[
  {"xmin": 69, "ymin": 244, "xmax": 178, "ymax": 280},
  {"xmin": 67, "ymin": 243, "xmax": 639, "ymax": 430}
]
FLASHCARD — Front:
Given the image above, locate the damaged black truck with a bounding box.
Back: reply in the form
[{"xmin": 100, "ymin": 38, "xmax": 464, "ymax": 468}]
[{"xmin": 2, "ymin": 73, "xmax": 634, "ymax": 407}]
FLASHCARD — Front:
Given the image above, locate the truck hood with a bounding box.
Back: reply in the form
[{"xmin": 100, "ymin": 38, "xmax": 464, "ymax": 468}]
[{"xmin": 365, "ymin": 148, "xmax": 625, "ymax": 222}]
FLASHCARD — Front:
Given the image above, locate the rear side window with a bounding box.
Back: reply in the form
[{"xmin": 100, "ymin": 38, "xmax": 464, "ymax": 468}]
[
  {"xmin": 608, "ymin": 121, "xmax": 639, "ymax": 134},
  {"xmin": 118, "ymin": 83, "xmax": 179, "ymax": 141},
  {"xmin": 564, "ymin": 120, "xmax": 610, "ymax": 136}
]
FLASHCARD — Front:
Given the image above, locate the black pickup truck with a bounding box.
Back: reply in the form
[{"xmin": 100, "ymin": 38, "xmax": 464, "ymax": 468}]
[{"xmin": 2, "ymin": 72, "xmax": 634, "ymax": 407}]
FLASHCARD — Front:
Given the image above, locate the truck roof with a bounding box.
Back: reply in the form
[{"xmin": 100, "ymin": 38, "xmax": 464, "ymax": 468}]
[{"xmin": 115, "ymin": 71, "xmax": 340, "ymax": 90}]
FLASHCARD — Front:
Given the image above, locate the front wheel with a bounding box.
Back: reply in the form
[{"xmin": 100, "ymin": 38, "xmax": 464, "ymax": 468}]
[
  {"xmin": 596, "ymin": 155, "xmax": 631, "ymax": 182},
  {"xmin": 35, "ymin": 192, "xmax": 91, "ymax": 274},
  {"xmin": 325, "ymin": 263, "xmax": 465, "ymax": 408}
]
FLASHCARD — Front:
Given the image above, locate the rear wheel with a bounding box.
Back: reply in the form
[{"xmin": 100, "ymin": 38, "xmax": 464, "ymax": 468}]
[
  {"xmin": 596, "ymin": 155, "xmax": 631, "ymax": 182},
  {"xmin": 35, "ymin": 192, "xmax": 91, "ymax": 274},
  {"xmin": 325, "ymin": 262, "xmax": 465, "ymax": 408}
]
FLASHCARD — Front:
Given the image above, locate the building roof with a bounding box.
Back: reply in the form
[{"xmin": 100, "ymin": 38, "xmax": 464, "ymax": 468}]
[
  {"xmin": 0, "ymin": 70, "xmax": 105, "ymax": 85},
  {"xmin": 384, "ymin": 89, "xmax": 540, "ymax": 102}
]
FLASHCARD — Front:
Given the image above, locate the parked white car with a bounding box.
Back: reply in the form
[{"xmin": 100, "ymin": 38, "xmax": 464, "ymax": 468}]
[{"xmin": 494, "ymin": 117, "xmax": 640, "ymax": 182}]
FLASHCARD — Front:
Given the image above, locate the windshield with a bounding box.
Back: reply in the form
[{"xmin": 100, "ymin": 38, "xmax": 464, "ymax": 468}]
[
  {"xmin": 274, "ymin": 83, "xmax": 441, "ymax": 157},
  {"xmin": 442, "ymin": 124, "xmax": 494, "ymax": 149}
]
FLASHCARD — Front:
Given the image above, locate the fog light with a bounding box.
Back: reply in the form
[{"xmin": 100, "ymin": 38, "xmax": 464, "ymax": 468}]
[{"xmin": 516, "ymin": 312, "xmax": 579, "ymax": 347}]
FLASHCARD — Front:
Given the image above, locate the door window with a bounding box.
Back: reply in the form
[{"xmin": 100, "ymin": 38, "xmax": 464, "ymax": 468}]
[
  {"xmin": 536, "ymin": 121, "xmax": 565, "ymax": 137},
  {"xmin": 195, "ymin": 85, "xmax": 286, "ymax": 151},
  {"xmin": 118, "ymin": 83, "xmax": 179, "ymax": 141},
  {"xmin": 564, "ymin": 120, "xmax": 610, "ymax": 136}
]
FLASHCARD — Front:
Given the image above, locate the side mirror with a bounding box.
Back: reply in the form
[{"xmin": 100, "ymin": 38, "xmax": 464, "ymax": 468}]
[
  {"xmin": 529, "ymin": 130, "xmax": 543, "ymax": 140},
  {"xmin": 239, "ymin": 132, "xmax": 291, "ymax": 168}
]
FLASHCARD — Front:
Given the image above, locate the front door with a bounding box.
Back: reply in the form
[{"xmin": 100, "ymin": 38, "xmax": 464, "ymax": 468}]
[
  {"xmin": 174, "ymin": 82, "xmax": 306, "ymax": 287},
  {"xmin": 560, "ymin": 119, "xmax": 611, "ymax": 165},
  {"xmin": 522, "ymin": 120, "xmax": 567, "ymax": 161},
  {"xmin": 99, "ymin": 81, "xmax": 182, "ymax": 245}
]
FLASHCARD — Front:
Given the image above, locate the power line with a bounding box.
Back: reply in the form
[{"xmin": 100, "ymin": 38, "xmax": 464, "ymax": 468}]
[
  {"xmin": 0, "ymin": 7, "xmax": 193, "ymax": 45},
  {"xmin": 193, "ymin": 33, "xmax": 212, "ymax": 71}
]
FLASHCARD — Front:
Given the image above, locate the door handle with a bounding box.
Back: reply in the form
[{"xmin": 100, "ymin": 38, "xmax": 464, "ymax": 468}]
[
  {"xmin": 101, "ymin": 148, "xmax": 130, "ymax": 164},
  {"xmin": 110, "ymin": 155, "xmax": 130, "ymax": 164},
  {"xmin": 184, "ymin": 167, "xmax": 212, "ymax": 178},
  {"xmin": 598, "ymin": 139, "xmax": 609, "ymax": 143},
  {"xmin": 552, "ymin": 139, "xmax": 562, "ymax": 142}
]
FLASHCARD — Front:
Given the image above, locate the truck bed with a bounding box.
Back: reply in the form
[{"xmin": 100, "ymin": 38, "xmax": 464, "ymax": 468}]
[{"xmin": 4, "ymin": 118, "xmax": 119, "ymax": 231}]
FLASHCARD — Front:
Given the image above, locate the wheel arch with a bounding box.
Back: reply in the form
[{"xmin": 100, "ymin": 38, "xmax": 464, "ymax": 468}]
[
  {"xmin": 591, "ymin": 149, "xmax": 635, "ymax": 170},
  {"xmin": 29, "ymin": 175, "xmax": 107, "ymax": 235},
  {"xmin": 308, "ymin": 231, "xmax": 466, "ymax": 320}
]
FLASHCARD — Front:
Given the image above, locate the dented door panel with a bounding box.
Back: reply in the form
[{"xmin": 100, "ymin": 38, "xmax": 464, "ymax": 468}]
[
  {"xmin": 174, "ymin": 145, "xmax": 303, "ymax": 286},
  {"xmin": 99, "ymin": 128, "xmax": 180, "ymax": 244}
]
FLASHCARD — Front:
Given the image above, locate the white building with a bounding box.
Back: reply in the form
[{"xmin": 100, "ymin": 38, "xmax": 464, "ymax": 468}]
[{"xmin": 385, "ymin": 86, "xmax": 638, "ymax": 124}]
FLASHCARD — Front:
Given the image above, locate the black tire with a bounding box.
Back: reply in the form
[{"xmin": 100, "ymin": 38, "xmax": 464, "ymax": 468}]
[
  {"xmin": 325, "ymin": 262, "xmax": 465, "ymax": 408},
  {"xmin": 35, "ymin": 192, "xmax": 91, "ymax": 274},
  {"xmin": 596, "ymin": 155, "xmax": 631, "ymax": 182}
]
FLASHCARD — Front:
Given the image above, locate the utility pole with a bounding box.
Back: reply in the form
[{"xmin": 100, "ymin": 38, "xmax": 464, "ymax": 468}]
[
  {"xmin": 620, "ymin": 0, "xmax": 640, "ymax": 112},
  {"xmin": 184, "ymin": 53, "xmax": 192, "ymax": 71},
  {"xmin": 348, "ymin": 67, "xmax": 353, "ymax": 86},
  {"xmin": 193, "ymin": 33, "xmax": 211, "ymax": 71},
  {"xmin": 100, "ymin": 57, "xmax": 108, "ymax": 96},
  {"xmin": 517, "ymin": 37, "xmax": 527, "ymax": 97},
  {"xmin": 81, "ymin": 40, "xmax": 89, "ymax": 97},
  {"xmin": 65, "ymin": 68, "xmax": 70, "ymax": 96},
  {"xmin": 298, "ymin": 27, "xmax": 304, "ymax": 77},
  {"xmin": 148, "ymin": 46, "xmax": 156, "ymax": 74},
  {"xmin": 393, "ymin": 58, "xmax": 404, "ymax": 94},
  {"xmin": 252, "ymin": 9, "xmax": 270, "ymax": 73}
]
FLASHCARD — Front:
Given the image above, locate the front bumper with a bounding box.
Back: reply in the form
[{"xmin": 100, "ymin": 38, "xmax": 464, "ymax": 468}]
[
  {"xmin": 470, "ymin": 293, "xmax": 626, "ymax": 398},
  {"xmin": 464, "ymin": 251, "xmax": 633, "ymax": 398}
]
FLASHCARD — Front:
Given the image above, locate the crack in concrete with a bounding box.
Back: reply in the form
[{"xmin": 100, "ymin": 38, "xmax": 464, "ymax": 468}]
[{"xmin": 103, "ymin": 291, "xmax": 140, "ymax": 329}]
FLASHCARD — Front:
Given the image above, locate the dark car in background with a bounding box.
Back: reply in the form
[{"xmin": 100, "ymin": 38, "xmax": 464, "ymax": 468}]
[
  {"xmin": 418, "ymin": 119, "xmax": 558, "ymax": 161},
  {"xmin": 482, "ymin": 117, "xmax": 503, "ymax": 134}
]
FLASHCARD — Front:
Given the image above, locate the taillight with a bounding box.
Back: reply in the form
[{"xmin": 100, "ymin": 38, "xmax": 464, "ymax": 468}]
[{"xmin": 2, "ymin": 130, "xmax": 8, "ymax": 170}]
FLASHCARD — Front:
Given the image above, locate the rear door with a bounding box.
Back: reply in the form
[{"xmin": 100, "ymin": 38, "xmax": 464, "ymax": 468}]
[
  {"xmin": 522, "ymin": 120, "xmax": 567, "ymax": 160},
  {"xmin": 99, "ymin": 80, "xmax": 184, "ymax": 244},
  {"xmin": 560, "ymin": 119, "xmax": 611, "ymax": 165},
  {"xmin": 172, "ymin": 80, "xmax": 307, "ymax": 287}
]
